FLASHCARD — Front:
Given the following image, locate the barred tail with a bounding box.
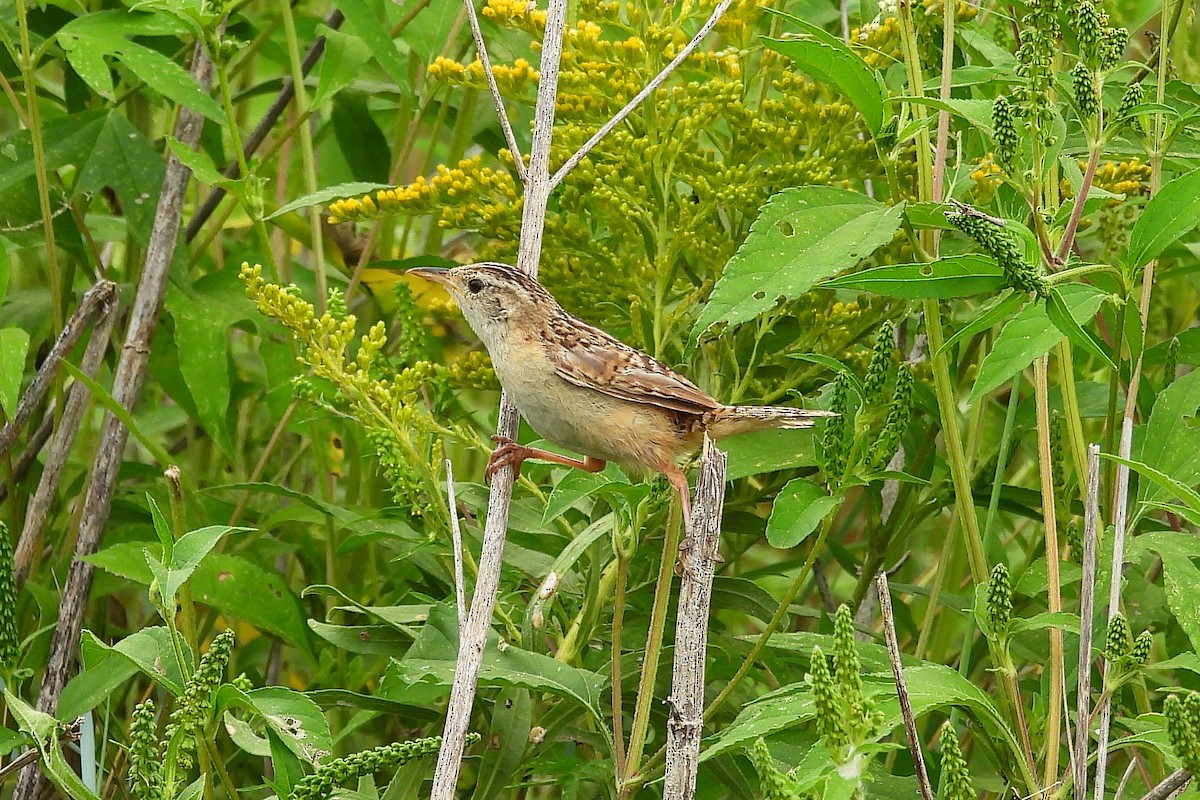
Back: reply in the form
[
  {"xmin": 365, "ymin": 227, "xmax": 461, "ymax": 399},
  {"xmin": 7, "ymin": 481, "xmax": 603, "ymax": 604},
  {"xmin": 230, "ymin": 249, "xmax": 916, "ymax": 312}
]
[{"xmin": 707, "ymin": 405, "xmax": 838, "ymax": 438}]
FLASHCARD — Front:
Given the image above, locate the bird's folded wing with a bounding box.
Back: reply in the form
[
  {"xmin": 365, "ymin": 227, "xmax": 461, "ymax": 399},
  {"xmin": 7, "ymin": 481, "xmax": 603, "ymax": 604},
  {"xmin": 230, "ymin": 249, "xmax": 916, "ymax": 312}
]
[{"xmin": 546, "ymin": 317, "xmax": 721, "ymax": 415}]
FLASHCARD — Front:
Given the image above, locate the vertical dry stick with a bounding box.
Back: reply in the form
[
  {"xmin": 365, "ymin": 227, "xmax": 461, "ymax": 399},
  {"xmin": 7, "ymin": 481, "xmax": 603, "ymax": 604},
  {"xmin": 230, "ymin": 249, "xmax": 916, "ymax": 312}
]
[
  {"xmin": 12, "ymin": 41, "xmax": 216, "ymax": 800},
  {"xmin": 445, "ymin": 457, "xmax": 468, "ymax": 631},
  {"xmin": 428, "ymin": 2, "xmax": 567, "ymax": 794},
  {"xmin": 1094, "ymin": 416, "xmax": 1133, "ymax": 800},
  {"xmin": 1035, "ymin": 354, "xmax": 1065, "ymax": 787},
  {"xmin": 14, "ymin": 284, "xmax": 120, "ymax": 583},
  {"xmin": 877, "ymin": 571, "xmax": 935, "ymax": 800},
  {"xmin": 663, "ymin": 437, "xmax": 726, "ymax": 800},
  {"xmin": 0, "ymin": 280, "xmax": 119, "ymax": 460},
  {"xmin": 1075, "ymin": 444, "xmax": 1101, "ymax": 800}
]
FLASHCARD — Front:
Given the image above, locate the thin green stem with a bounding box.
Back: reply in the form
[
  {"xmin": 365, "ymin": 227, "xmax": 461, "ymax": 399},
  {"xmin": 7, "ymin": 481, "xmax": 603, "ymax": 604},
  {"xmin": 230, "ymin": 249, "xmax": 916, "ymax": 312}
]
[
  {"xmin": 619, "ymin": 504, "xmax": 681, "ymax": 794},
  {"xmin": 277, "ymin": 0, "xmax": 327, "ymax": 311}
]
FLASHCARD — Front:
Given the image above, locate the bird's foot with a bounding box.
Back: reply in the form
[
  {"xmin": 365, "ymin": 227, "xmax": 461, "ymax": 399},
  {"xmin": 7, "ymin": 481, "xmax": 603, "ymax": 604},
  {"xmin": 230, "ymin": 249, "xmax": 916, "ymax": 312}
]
[{"xmin": 485, "ymin": 435, "xmax": 530, "ymax": 482}]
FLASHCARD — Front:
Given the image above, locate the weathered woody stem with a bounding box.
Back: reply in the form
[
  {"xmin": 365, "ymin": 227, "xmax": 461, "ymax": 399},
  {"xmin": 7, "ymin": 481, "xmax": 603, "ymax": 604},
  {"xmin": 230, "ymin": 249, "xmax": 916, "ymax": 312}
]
[{"xmin": 663, "ymin": 437, "xmax": 726, "ymax": 800}]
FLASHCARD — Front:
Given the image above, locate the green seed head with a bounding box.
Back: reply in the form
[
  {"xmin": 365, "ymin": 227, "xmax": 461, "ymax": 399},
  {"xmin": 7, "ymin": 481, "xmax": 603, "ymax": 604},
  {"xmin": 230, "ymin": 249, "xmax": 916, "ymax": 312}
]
[
  {"xmin": 810, "ymin": 646, "xmax": 849, "ymax": 754},
  {"xmin": 748, "ymin": 738, "xmax": 805, "ymax": 800},
  {"xmin": 986, "ymin": 563, "xmax": 1013, "ymax": 636},
  {"xmin": 992, "ymin": 96, "xmax": 1019, "ymax": 167},
  {"xmin": 1105, "ymin": 614, "xmax": 1132, "ymax": 660},
  {"xmin": 939, "ymin": 724, "xmax": 976, "ymax": 800},
  {"xmin": 128, "ymin": 700, "xmax": 163, "ymax": 800},
  {"xmin": 862, "ymin": 321, "xmax": 895, "ymax": 403},
  {"xmin": 0, "ymin": 522, "xmax": 19, "ymax": 671}
]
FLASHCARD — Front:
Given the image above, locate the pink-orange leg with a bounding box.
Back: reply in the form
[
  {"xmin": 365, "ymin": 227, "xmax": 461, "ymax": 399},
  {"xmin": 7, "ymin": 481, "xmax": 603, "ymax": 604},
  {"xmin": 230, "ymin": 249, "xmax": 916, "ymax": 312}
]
[{"xmin": 485, "ymin": 435, "xmax": 605, "ymax": 482}]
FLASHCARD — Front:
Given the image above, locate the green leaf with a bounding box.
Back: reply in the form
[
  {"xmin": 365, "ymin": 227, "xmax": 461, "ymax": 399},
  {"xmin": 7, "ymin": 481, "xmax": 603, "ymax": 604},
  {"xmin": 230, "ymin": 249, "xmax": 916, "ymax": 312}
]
[
  {"xmin": 764, "ymin": 32, "xmax": 886, "ymax": 134},
  {"xmin": 75, "ymin": 112, "xmax": 165, "ymax": 245},
  {"xmin": 268, "ymin": 182, "xmax": 392, "ymax": 220},
  {"xmin": 1127, "ymin": 166, "xmax": 1200, "ymax": 268},
  {"xmin": 165, "ymin": 135, "xmax": 225, "ymax": 186},
  {"xmin": 1132, "ymin": 533, "xmax": 1200, "ymax": 654},
  {"xmin": 0, "ymin": 237, "xmax": 10, "ymax": 303},
  {"xmin": 337, "ymin": 0, "xmax": 409, "ymax": 85},
  {"xmin": 472, "ymin": 689, "xmax": 532, "ymax": 800},
  {"xmin": 766, "ymin": 479, "xmax": 839, "ymax": 548},
  {"xmin": 1138, "ymin": 369, "xmax": 1200, "ymax": 506},
  {"xmin": 937, "ymin": 292, "xmax": 1025, "ymax": 356},
  {"xmin": 895, "ymin": 96, "xmax": 995, "ymax": 135},
  {"xmin": 970, "ymin": 284, "xmax": 1107, "ymax": 401},
  {"xmin": 823, "ymin": 254, "xmax": 1005, "ymax": 299},
  {"xmin": 3, "ymin": 688, "xmax": 102, "ymax": 800},
  {"xmin": 1101, "ymin": 454, "xmax": 1200, "ymax": 517},
  {"xmin": 314, "ymin": 26, "xmax": 373, "ymax": 106},
  {"xmin": 165, "ymin": 271, "xmax": 257, "ymax": 453},
  {"xmin": 1008, "ymin": 611, "xmax": 1080, "ymax": 636},
  {"xmin": 693, "ymin": 187, "xmax": 903, "ymax": 337},
  {"xmin": 60, "ymin": 628, "xmax": 189, "ymax": 718},
  {"xmin": 114, "ymin": 40, "xmax": 223, "ymax": 121},
  {"xmin": 1045, "ymin": 287, "xmax": 1117, "ymax": 371},
  {"xmin": 160, "ymin": 525, "xmax": 246, "ymax": 603},
  {"xmin": 903, "ymin": 202, "xmax": 957, "ymax": 231},
  {"xmin": 219, "ymin": 686, "xmax": 333, "ymax": 766},
  {"xmin": 0, "ymin": 327, "xmax": 29, "ymax": 418},
  {"xmin": 722, "ymin": 428, "xmax": 820, "ymax": 480},
  {"xmin": 391, "ymin": 605, "xmax": 607, "ymax": 728}
]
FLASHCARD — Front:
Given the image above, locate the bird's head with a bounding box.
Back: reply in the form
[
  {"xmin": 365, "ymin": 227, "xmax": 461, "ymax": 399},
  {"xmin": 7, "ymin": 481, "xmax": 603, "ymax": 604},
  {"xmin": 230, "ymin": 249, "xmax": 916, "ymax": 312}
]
[{"xmin": 407, "ymin": 262, "xmax": 556, "ymax": 346}]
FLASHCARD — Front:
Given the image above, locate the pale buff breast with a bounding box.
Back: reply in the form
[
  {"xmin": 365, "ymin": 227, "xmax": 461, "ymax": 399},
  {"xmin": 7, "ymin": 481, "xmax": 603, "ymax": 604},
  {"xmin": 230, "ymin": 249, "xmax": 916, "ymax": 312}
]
[{"xmin": 491, "ymin": 337, "xmax": 685, "ymax": 471}]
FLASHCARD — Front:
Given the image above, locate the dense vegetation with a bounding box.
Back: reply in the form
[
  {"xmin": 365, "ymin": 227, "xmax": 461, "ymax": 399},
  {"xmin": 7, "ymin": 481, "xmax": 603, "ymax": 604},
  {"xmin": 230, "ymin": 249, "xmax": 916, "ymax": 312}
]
[{"xmin": 1, "ymin": 0, "xmax": 1199, "ymax": 797}]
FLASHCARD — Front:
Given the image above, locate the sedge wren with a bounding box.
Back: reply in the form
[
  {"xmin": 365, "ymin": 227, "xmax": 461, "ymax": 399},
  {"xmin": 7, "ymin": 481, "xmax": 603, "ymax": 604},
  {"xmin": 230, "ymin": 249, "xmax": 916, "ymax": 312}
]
[{"xmin": 409, "ymin": 263, "xmax": 835, "ymax": 522}]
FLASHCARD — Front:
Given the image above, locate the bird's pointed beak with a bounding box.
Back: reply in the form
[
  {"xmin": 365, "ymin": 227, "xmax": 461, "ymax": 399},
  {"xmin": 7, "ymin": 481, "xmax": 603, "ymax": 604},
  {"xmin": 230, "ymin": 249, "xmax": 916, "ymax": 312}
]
[{"xmin": 407, "ymin": 267, "xmax": 451, "ymax": 285}]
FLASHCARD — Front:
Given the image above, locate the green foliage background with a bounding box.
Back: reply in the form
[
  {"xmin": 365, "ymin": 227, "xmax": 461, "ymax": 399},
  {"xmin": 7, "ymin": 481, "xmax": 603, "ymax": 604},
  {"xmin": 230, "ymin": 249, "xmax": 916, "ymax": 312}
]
[{"xmin": 1, "ymin": 0, "xmax": 1199, "ymax": 796}]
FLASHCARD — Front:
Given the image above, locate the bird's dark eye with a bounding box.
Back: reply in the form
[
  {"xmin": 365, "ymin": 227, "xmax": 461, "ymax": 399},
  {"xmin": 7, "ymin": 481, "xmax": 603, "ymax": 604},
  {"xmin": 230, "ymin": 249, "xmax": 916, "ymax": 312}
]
[{"xmin": 467, "ymin": 278, "xmax": 484, "ymax": 294}]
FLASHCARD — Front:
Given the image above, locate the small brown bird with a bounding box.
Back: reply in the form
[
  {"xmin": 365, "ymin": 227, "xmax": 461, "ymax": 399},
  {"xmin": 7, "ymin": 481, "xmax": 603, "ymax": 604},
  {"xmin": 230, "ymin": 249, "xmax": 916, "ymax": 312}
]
[{"xmin": 409, "ymin": 262, "xmax": 835, "ymax": 522}]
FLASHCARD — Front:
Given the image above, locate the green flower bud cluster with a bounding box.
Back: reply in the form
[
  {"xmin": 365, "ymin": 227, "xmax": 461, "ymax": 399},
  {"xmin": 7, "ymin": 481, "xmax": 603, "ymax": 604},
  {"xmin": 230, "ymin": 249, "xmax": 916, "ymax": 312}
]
[
  {"xmin": 1117, "ymin": 82, "xmax": 1145, "ymax": 124},
  {"xmin": 1105, "ymin": 613, "xmax": 1132, "ymax": 660},
  {"xmin": 291, "ymin": 735, "xmax": 471, "ymax": 800},
  {"xmin": 1099, "ymin": 27, "xmax": 1128, "ymax": 69},
  {"xmin": 367, "ymin": 429, "xmax": 434, "ymax": 515},
  {"xmin": 1064, "ymin": 519, "xmax": 1083, "ymax": 562},
  {"xmin": 1165, "ymin": 693, "xmax": 1200, "ymax": 775},
  {"xmin": 392, "ymin": 280, "xmax": 432, "ymax": 365},
  {"xmin": 939, "ymin": 724, "xmax": 976, "ymax": 800},
  {"xmin": 810, "ymin": 646, "xmax": 849, "ymax": 753},
  {"xmin": 748, "ymin": 738, "xmax": 805, "ymax": 800},
  {"xmin": 1071, "ymin": 63, "xmax": 1098, "ymax": 119},
  {"xmin": 992, "ymin": 96, "xmax": 1019, "ymax": 167},
  {"xmin": 985, "ymin": 563, "xmax": 1013, "ymax": 639},
  {"xmin": 447, "ymin": 349, "xmax": 499, "ymax": 392},
  {"xmin": 165, "ymin": 630, "xmax": 235, "ymax": 769},
  {"xmin": 810, "ymin": 606, "xmax": 884, "ymax": 764},
  {"xmin": 128, "ymin": 700, "xmax": 163, "ymax": 800},
  {"xmin": 1130, "ymin": 630, "xmax": 1152, "ymax": 665},
  {"xmin": 862, "ymin": 321, "xmax": 895, "ymax": 402},
  {"xmin": 326, "ymin": 288, "xmax": 348, "ymax": 321},
  {"xmin": 1164, "ymin": 336, "xmax": 1179, "ymax": 389},
  {"xmin": 865, "ymin": 364, "xmax": 912, "ymax": 471},
  {"xmin": 0, "ymin": 522, "xmax": 19, "ymax": 671},
  {"xmin": 821, "ymin": 373, "xmax": 850, "ymax": 485},
  {"xmin": 946, "ymin": 206, "xmax": 1050, "ymax": 298},
  {"xmin": 1050, "ymin": 410, "xmax": 1068, "ymax": 501},
  {"xmin": 1067, "ymin": 0, "xmax": 1105, "ymax": 53},
  {"xmin": 1012, "ymin": 0, "xmax": 1061, "ymax": 140}
]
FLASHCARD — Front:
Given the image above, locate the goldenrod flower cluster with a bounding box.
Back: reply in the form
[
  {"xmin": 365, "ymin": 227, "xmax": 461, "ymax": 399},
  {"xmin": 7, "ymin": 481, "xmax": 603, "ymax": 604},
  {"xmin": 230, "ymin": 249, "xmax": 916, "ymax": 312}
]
[
  {"xmin": 481, "ymin": 0, "xmax": 546, "ymax": 35},
  {"xmin": 240, "ymin": 264, "xmax": 459, "ymax": 515}
]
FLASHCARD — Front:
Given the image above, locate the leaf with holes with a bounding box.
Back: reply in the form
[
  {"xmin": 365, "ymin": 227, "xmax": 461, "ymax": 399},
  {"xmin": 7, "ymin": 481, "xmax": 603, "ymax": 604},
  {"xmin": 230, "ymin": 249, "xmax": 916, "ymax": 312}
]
[{"xmin": 693, "ymin": 187, "xmax": 904, "ymax": 339}]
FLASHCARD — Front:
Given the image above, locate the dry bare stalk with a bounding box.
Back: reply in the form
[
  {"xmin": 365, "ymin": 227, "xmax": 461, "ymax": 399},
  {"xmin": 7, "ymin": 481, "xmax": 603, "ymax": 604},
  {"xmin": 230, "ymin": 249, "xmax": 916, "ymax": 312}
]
[
  {"xmin": 185, "ymin": 9, "xmax": 345, "ymax": 242},
  {"xmin": 428, "ymin": 0, "xmax": 567, "ymax": 792},
  {"xmin": 430, "ymin": 0, "xmax": 738, "ymax": 790},
  {"xmin": 445, "ymin": 457, "xmax": 468, "ymax": 631},
  {"xmin": 0, "ymin": 280, "xmax": 119, "ymax": 461},
  {"xmin": 663, "ymin": 437, "xmax": 726, "ymax": 800},
  {"xmin": 12, "ymin": 42, "xmax": 215, "ymax": 800},
  {"xmin": 549, "ymin": 0, "xmax": 735, "ymax": 189},
  {"xmin": 1074, "ymin": 444, "xmax": 1101, "ymax": 800},
  {"xmin": 14, "ymin": 285, "xmax": 120, "ymax": 583},
  {"xmin": 876, "ymin": 572, "xmax": 935, "ymax": 800},
  {"xmin": 460, "ymin": 0, "xmax": 527, "ymax": 184},
  {"xmin": 1136, "ymin": 770, "xmax": 1191, "ymax": 800},
  {"xmin": 1094, "ymin": 417, "xmax": 1133, "ymax": 800}
]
